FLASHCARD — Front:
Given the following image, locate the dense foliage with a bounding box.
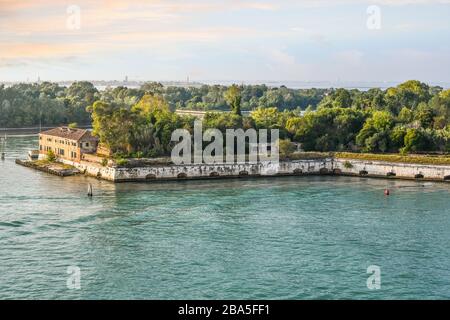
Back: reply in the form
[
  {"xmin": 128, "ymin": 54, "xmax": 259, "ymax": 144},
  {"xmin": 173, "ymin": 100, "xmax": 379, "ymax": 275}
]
[
  {"xmin": 1, "ymin": 80, "xmax": 450, "ymax": 155},
  {"xmin": 0, "ymin": 81, "xmax": 97, "ymax": 128},
  {"xmin": 0, "ymin": 82, "xmax": 327, "ymax": 128},
  {"xmin": 88, "ymin": 94, "xmax": 195, "ymax": 157}
]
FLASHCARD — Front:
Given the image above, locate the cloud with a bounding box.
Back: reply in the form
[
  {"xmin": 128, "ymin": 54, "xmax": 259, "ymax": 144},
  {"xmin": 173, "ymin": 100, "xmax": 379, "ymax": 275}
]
[
  {"xmin": 0, "ymin": 0, "xmax": 296, "ymax": 71},
  {"xmin": 280, "ymin": 0, "xmax": 450, "ymax": 6},
  {"xmin": 334, "ymin": 50, "xmax": 364, "ymax": 66},
  {"xmin": 0, "ymin": 42, "xmax": 89, "ymax": 59},
  {"xmin": 0, "ymin": 0, "xmax": 449, "ymax": 81}
]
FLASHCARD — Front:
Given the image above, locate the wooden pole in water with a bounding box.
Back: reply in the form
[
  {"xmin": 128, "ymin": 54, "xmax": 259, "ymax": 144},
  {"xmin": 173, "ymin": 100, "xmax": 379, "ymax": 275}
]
[
  {"xmin": 87, "ymin": 183, "xmax": 93, "ymax": 197},
  {"xmin": 1, "ymin": 129, "xmax": 5, "ymax": 160}
]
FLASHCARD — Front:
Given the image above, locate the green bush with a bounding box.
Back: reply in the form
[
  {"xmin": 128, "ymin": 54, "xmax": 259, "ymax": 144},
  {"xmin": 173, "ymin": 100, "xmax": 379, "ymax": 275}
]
[
  {"xmin": 343, "ymin": 161, "xmax": 353, "ymax": 168},
  {"xmin": 278, "ymin": 139, "xmax": 296, "ymax": 159},
  {"xmin": 47, "ymin": 150, "xmax": 56, "ymax": 162},
  {"xmin": 115, "ymin": 158, "xmax": 128, "ymax": 166}
]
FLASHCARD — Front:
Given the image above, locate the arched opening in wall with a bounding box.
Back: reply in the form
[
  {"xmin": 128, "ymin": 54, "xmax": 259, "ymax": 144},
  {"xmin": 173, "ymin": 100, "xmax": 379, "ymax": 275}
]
[
  {"xmin": 146, "ymin": 174, "xmax": 156, "ymax": 180},
  {"xmin": 444, "ymin": 175, "xmax": 450, "ymax": 181},
  {"xmin": 319, "ymin": 168, "xmax": 329, "ymax": 175},
  {"xmin": 96, "ymin": 171, "xmax": 102, "ymax": 178},
  {"xmin": 210, "ymin": 172, "xmax": 219, "ymax": 177},
  {"xmin": 415, "ymin": 174, "xmax": 424, "ymax": 179},
  {"xmin": 333, "ymin": 169, "xmax": 342, "ymax": 175},
  {"xmin": 359, "ymin": 170, "xmax": 368, "ymax": 176},
  {"xmin": 177, "ymin": 173, "xmax": 187, "ymax": 179},
  {"xmin": 239, "ymin": 171, "xmax": 249, "ymax": 176},
  {"xmin": 293, "ymin": 168, "xmax": 302, "ymax": 175},
  {"xmin": 387, "ymin": 172, "xmax": 396, "ymax": 177}
]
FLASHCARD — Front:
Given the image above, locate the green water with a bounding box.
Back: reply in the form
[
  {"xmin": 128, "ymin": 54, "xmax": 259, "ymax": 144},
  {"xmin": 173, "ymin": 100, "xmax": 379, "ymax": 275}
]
[{"xmin": 1, "ymin": 136, "xmax": 450, "ymax": 299}]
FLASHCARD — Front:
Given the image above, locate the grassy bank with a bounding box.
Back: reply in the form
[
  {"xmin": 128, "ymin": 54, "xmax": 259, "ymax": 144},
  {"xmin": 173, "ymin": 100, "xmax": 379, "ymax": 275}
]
[
  {"xmin": 288, "ymin": 152, "xmax": 332, "ymax": 160},
  {"xmin": 334, "ymin": 152, "xmax": 450, "ymax": 166},
  {"xmin": 33, "ymin": 160, "xmax": 75, "ymax": 170},
  {"xmin": 16, "ymin": 159, "xmax": 79, "ymax": 176}
]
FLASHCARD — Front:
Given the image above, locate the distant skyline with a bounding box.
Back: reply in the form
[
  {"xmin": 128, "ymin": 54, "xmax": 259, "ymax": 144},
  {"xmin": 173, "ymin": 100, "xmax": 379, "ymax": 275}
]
[{"xmin": 1, "ymin": 0, "xmax": 449, "ymax": 83}]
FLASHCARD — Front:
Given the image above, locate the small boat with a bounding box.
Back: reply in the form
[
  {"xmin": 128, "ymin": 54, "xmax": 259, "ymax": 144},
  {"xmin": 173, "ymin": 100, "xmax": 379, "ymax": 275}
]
[{"xmin": 28, "ymin": 150, "xmax": 39, "ymax": 161}]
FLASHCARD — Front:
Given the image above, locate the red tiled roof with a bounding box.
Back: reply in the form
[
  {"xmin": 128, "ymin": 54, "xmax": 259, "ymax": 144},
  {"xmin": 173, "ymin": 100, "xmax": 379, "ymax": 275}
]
[{"xmin": 39, "ymin": 127, "xmax": 97, "ymax": 141}]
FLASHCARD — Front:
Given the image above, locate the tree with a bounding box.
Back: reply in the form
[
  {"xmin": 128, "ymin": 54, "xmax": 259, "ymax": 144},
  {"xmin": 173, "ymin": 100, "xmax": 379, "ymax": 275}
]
[
  {"xmin": 332, "ymin": 88, "xmax": 352, "ymax": 108},
  {"xmin": 203, "ymin": 112, "xmax": 242, "ymax": 132},
  {"xmin": 293, "ymin": 108, "xmax": 364, "ymax": 152},
  {"xmin": 398, "ymin": 107, "xmax": 413, "ymax": 123},
  {"xmin": 278, "ymin": 139, "xmax": 296, "ymax": 159},
  {"xmin": 250, "ymin": 107, "xmax": 281, "ymax": 129},
  {"xmin": 389, "ymin": 126, "xmax": 407, "ymax": 150},
  {"xmin": 414, "ymin": 102, "xmax": 435, "ymax": 128},
  {"xmin": 224, "ymin": 84, "xmax": 242, "ymax": 116},
  {"xmin": 356, "ymin": 111, "xmax": 394, "ymax": 152},
  {"xmin": 402, "ymin": 128, "xmax": 430, "ymax": 153},
  {"xmin": 140, "ymin": 82, "xmax": 164, "ymax": 95}
]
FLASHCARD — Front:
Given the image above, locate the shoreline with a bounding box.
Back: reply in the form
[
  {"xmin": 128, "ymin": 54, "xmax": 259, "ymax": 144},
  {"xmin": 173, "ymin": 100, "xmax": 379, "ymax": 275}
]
[
  {"xmin": 15, "ymin": 159, "xmax": 80, "ymax": 177},
  {"xmin": 16, "ymin": 157, "xmax": 450, "ymax": 184}
]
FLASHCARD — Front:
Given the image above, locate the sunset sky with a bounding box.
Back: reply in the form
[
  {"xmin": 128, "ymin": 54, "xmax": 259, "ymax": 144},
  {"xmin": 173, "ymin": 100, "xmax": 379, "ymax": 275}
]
[{"xmin": 0, "ymin": 0, "xmax": 449, "ymax": 83}]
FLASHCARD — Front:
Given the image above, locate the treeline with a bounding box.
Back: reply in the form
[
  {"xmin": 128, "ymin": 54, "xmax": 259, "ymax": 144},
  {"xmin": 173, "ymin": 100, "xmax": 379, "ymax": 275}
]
[
  {"xmin": 159, "ymin": 83, "xmax": 326, "ymax": 111},
  {"xmin": 0, "ymin": 81, "xmax": 327, "ymax": 128},
  {"xmin": 0, "ymin": 82, "xmax": 98, "ymax": 128},
  {"xmin": 89, "ymin": 81, "xmax": 450, "ymax": 157},
  {"xmin": 86, "ymin": 82, "xmax": 327, "ymax": 111},
  {"xmin": 2, "ymin": 80, "xmax": 450, "ymax": 154},
  {"xmin": 291, "ymin": 81, "xmax": 450, "ymax": 153}
]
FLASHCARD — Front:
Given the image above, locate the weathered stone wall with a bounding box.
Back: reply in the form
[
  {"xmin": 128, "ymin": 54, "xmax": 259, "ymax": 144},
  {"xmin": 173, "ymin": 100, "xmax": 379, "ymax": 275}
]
[
  {"xmin": 60, "ymin": 159, "xmax": 116, "ymax": 181},
  {"xmin": 59, "ymin": 157, "xmax": 450, "ymax": 182},
  {"xmin": 333, "ymin": 158, "xmax": 450, "ymax": 181},
  {"xmin": 113, "ymin": 159, "xmax": 332, "ymax": 182}
]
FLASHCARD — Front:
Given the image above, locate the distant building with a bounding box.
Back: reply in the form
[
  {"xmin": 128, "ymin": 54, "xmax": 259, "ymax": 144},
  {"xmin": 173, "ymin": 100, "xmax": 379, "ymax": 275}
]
[{"xmin": 39, "ymin": 127, "xmax": 98, "ymax": 162}]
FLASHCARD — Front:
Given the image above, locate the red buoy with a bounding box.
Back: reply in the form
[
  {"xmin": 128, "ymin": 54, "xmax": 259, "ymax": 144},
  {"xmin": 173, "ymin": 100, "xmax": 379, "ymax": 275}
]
[{"xmin": 384, "ymin": 189, "xmax": 390, "ymax": 196}]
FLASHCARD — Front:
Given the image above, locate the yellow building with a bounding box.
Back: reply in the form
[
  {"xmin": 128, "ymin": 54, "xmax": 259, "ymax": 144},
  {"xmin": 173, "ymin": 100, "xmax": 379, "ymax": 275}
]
[{"xmin": 39, "ymin": 127, "xmax": 98, "ymax": 162}]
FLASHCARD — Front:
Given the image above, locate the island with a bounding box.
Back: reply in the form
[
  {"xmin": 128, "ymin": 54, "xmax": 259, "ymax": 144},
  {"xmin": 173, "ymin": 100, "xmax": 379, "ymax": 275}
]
[{"xmin": 9, "ymin": 80, "xmax": 450, "ymax": 183}]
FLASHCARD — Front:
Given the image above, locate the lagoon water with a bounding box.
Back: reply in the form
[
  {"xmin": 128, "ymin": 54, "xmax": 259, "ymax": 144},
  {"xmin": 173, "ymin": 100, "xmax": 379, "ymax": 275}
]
[{"xmin": 1, "ymin": 136, "xmax": 450, "ymax": 299}]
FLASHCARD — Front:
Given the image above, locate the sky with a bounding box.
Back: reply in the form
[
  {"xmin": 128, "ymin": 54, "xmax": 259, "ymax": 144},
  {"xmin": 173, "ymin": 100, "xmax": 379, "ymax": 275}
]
[{"xmin": 0, "ymin": 0, "xmax": 449, "ymax": 83}]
